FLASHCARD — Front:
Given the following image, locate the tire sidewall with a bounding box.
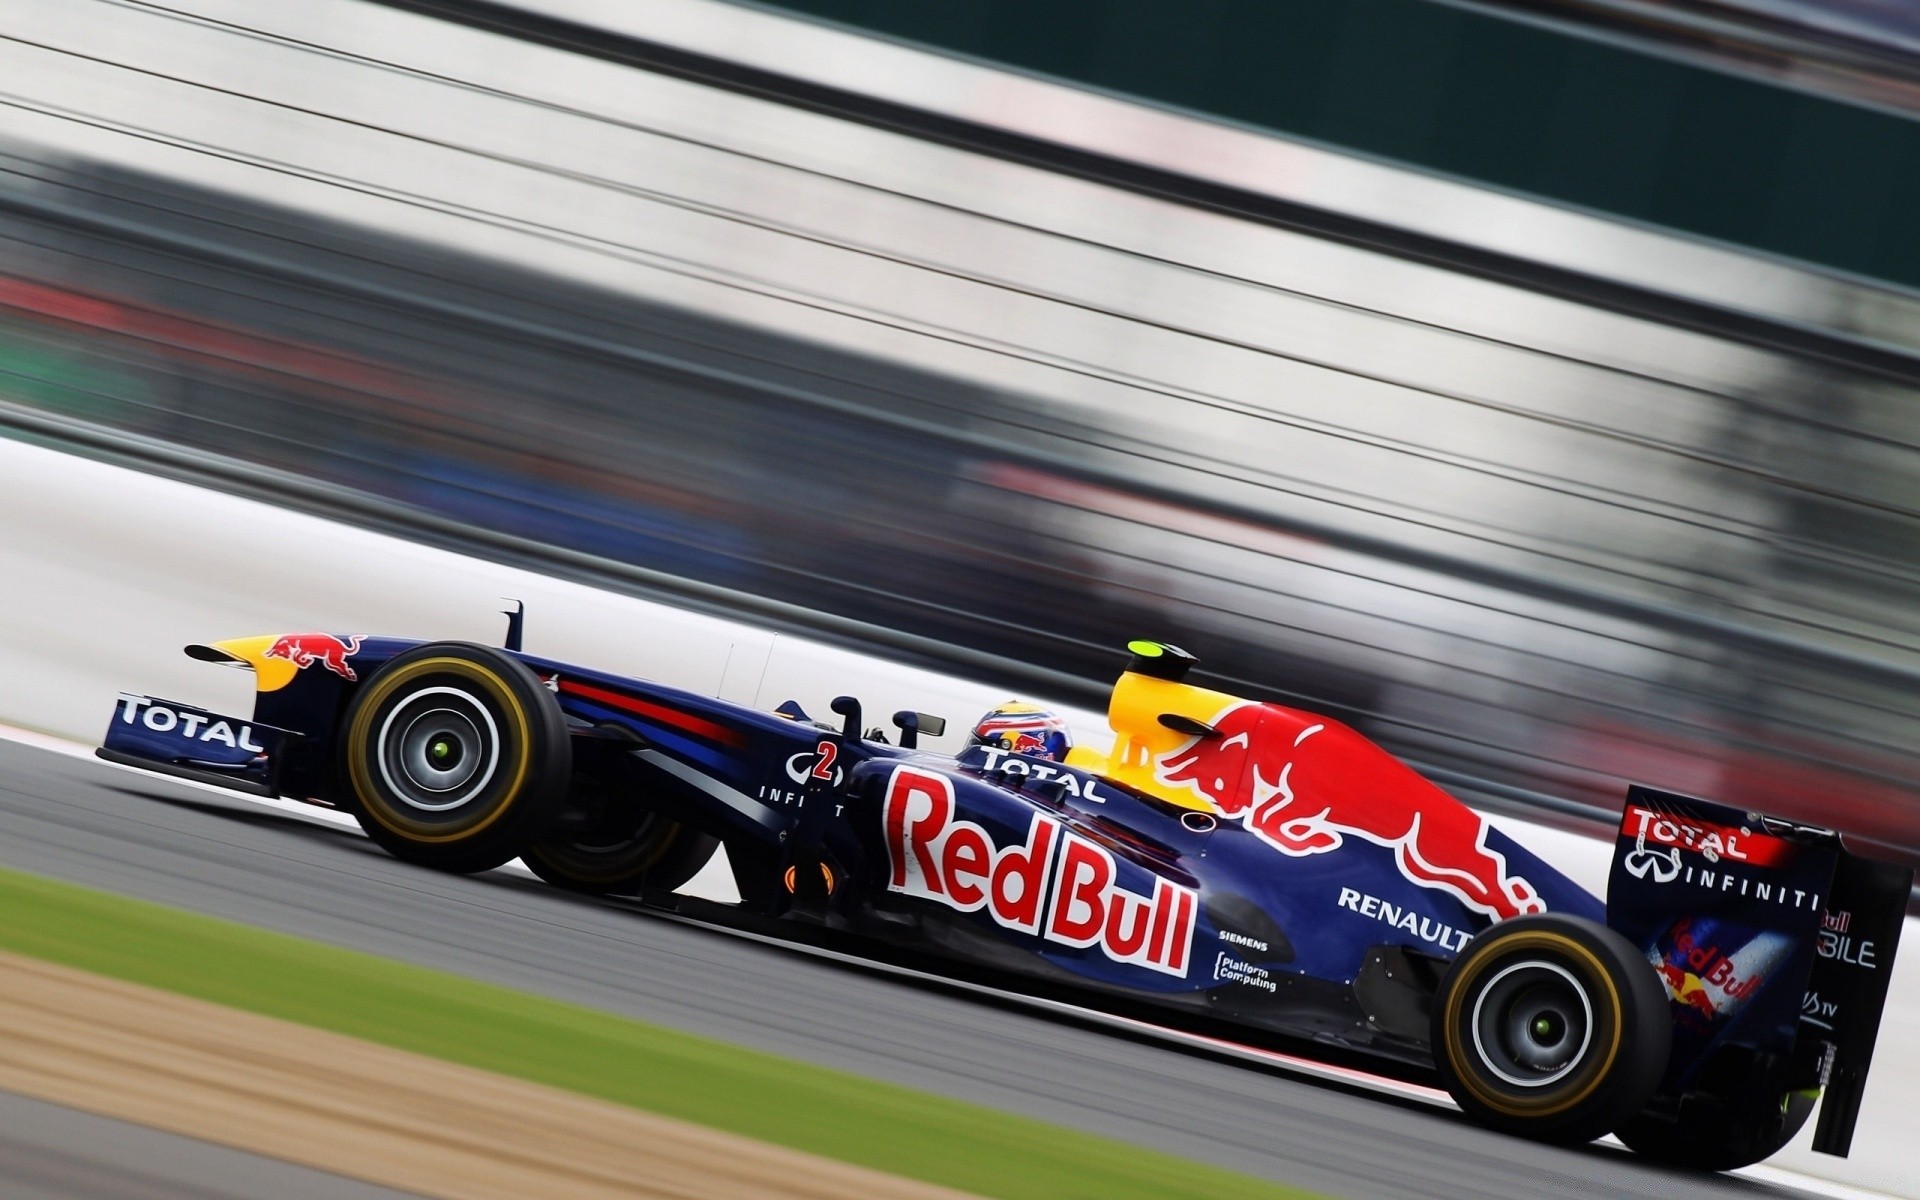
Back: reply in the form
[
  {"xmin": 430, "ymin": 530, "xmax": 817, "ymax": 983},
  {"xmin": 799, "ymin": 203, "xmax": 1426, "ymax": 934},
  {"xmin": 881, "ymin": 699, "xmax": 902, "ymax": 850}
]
[{"xmin": 342, "ymin": 642, "xmax": 568, "ymax": 871}]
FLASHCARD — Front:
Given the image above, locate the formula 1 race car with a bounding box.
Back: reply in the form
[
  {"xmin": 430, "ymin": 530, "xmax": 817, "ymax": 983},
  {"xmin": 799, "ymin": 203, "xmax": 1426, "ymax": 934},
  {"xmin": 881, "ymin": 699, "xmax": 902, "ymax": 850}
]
[{"xmin": 99, "ymin": 625, "xmax": 1911, "ymax": 1170}]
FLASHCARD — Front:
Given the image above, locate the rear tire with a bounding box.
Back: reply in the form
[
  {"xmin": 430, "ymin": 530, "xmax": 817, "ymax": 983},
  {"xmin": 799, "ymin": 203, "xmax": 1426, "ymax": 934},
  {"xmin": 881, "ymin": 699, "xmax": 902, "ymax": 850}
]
[
  {"xmin": 340, "ymin": 642, "xmax": 570, "ymax": 873},
  {"xmin": 1432, "ymin": 915, "xmax": 1670, "ymax": 1145},
  {"xmin": 1616, "ymin": 1086, "xmax": 1815, "ymax": 1171}
]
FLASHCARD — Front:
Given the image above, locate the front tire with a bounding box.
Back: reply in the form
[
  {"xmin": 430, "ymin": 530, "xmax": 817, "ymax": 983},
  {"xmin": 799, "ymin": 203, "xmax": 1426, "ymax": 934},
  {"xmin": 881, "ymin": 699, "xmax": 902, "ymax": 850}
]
[
  {"xmin": 340, "ymin": 642, "xmax": 570, "ymax": 873},
  {"xmin": 1432, "ymin": 915, "xmax": 1670, "ymax": 1145}
]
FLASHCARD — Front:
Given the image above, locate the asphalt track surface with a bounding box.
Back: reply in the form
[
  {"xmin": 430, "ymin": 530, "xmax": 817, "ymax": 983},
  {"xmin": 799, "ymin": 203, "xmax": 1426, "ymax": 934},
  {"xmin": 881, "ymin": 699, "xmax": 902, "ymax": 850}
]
[
  {"xmin": 0, "ymin": 1090, "xmax": 423, "ymax": 1200},
  {"xmin": 0, "ymin": 739, "xmax": 1824, "ymax": 1200}
]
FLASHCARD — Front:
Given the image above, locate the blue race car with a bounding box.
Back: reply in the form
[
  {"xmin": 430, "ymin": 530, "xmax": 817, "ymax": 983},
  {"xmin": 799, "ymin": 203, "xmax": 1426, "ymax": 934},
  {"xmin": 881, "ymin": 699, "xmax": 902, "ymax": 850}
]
[{"xmin": 99, "ymin": 626, "xmax": 1910, "ymax": 1170}]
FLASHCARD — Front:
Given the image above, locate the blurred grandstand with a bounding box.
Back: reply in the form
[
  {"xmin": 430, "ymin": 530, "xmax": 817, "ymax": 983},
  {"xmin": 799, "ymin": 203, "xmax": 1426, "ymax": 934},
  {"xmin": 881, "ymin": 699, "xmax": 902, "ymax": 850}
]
[
  {"xmin": 1478, "ymin": 0, "xmax": 1920, "ymax": 113},
  {"xmin": 5, "ymin": 0, "xmax": 1920, "ymax": 874}
]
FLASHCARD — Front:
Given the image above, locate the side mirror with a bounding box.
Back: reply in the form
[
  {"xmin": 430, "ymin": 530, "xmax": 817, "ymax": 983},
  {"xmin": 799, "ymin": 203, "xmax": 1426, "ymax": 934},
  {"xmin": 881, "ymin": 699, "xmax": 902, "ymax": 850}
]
[
  {"xmin": 891, "ymin": 710, "xmax": 947, "ymax": 750},
  {"xmin": 830, "ymin": 696, "xmax": 862, "ymax": 740}
]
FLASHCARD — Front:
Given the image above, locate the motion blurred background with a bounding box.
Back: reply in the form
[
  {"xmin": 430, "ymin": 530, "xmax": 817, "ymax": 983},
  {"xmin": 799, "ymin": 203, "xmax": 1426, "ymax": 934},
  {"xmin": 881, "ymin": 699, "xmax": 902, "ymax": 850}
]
[{"xmin": 7, "ymin": 0, "xmax": 1920, "ymax": 873}]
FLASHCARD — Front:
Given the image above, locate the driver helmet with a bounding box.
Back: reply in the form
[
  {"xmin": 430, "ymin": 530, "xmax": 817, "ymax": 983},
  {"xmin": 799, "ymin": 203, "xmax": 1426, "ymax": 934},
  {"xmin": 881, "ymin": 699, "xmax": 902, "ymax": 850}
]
[{"xmin": 970, "ymin": 701, "xmax": 1072, "ymax": 761}]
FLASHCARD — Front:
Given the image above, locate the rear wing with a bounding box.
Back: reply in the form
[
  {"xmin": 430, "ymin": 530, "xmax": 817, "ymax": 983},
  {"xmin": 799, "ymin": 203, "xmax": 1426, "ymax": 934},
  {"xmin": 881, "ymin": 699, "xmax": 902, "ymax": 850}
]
[{"xmin": 1605, "ymin": 785, "xmax": 1911, "ymax": 1157}]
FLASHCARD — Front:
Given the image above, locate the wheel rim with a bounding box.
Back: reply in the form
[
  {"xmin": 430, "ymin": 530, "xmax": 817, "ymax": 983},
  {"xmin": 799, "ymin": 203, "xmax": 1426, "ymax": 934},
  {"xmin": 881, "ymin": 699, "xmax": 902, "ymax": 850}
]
[
  {"xmin": 1469, "ymin": 959, "xmax": 1595, "ymax": 1089},
  {"xmin": 377, "ymin": 686, "xmax": 501, "ymax": 812}
]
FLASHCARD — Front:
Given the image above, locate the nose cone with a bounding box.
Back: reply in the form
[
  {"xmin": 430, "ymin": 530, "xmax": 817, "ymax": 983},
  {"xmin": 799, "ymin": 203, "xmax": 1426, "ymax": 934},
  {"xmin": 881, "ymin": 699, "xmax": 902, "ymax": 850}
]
[{"xmin": 185, "ymin": 635, "xmax": 300, "ymax": 692}]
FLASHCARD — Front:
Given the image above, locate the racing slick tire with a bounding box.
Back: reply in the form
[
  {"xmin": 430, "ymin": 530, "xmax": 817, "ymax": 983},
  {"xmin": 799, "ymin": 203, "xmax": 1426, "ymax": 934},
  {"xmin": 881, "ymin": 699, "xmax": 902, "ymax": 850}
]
[
  {"xmin": 340, "ymin": 642, "xmax": 570, "ymax": 874},
  {"xmin": 523, "ymin": 772, "xmax": 718, "ymax": 896},
  {"xmin": 1614, "ymin": 1086, "xmax": 1815, "ymax": 1172},
  {"xmin": 1432, "ymin": 914, "xmax": 1670, "ymax": 1145}
]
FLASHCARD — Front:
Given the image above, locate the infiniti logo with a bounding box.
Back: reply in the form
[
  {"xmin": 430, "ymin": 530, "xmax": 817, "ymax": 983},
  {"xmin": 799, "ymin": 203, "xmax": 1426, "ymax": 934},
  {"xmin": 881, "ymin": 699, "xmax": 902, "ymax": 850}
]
[
  {"xmin": 785, "ymin": 751, "xmax": 843, "ymax": 787},
  {"xmin": 1625, "ymin": 846, "xmax": 1681, "ymax": 882}
]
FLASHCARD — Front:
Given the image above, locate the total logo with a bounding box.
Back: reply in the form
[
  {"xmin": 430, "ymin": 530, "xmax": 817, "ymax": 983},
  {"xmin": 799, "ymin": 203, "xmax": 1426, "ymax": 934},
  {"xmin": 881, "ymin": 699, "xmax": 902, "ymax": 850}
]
[
  {"xmin": 883, "ymin": 765, "xmax": 1196, "ymax": 978},
  {"xmin": 115, "ymin": 695, "xmax": 267, "ymax": 752},
  {"xmin": 971, "ymin": 746, "xmax": 1113, "ymax": 803},
  {"xmin": 1618, "ymin": 806, "xmax": 1817, "ymax": 911},
  {"xmin": 1622, "ymin": 804, "xmax": 1789, "ymax": 870},
  {"xmin": 1621, "ymin": 814, "xmax": 1820, "ymax": 912}
]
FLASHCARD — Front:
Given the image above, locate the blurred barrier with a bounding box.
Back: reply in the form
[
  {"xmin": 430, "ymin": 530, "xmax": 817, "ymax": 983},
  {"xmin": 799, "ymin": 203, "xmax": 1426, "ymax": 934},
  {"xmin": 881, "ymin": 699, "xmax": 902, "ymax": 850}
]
[
  {"xmin": 514, "ymin": 0, "xmax": 1920, "ymax": 292},
  {"xmin": 3, "ymin": 0, "xmax": 1920, "ymax": 865},
  {"xmin": 1477, "ymin": 0, "xmax": 1920, "ymax": 116},
  {"xmin": 0, "ymin": 433, "xmax": 1108, "ymax": 758},
  {"xmin": 406, "ymin": 0, "xmax": 1920, "ymax": 354}
]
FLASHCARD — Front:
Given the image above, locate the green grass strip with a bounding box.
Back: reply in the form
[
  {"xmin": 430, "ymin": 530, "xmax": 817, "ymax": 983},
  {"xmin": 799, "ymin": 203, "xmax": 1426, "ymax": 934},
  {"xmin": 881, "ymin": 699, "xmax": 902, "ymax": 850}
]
[{"xmin": 0, "ymin": 865, "xmax": 1323, "ymax": 1200}]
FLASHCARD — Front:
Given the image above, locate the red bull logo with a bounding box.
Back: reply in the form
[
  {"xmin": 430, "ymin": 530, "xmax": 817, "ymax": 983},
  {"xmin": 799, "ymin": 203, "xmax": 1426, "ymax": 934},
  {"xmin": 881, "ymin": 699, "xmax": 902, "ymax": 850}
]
[
  {"xmin": 1157, "ymin": 703, "xmax": 1543, "ymax": 922},
  {"xmin": 1654, "ymin": 960, "xmax": 1722, "ymax": 1021},
  {"xmin": 883, "ymin": 766, "xmax": 1196, "ymax": 977},
  {"xmin": 264, "ymin": 633, "xmax": 363, "ymax": 682},
  {"xmin": 1001, "ymin": 732, "xmax": 1049, "ymax": 756},
  {"xmin": 1650, "ymin": 917, "xmax": 1781, "ymax": 1022},
  {"xmin": 973, "ymin": 706, "xmax": 1067, "ymax": 760}
]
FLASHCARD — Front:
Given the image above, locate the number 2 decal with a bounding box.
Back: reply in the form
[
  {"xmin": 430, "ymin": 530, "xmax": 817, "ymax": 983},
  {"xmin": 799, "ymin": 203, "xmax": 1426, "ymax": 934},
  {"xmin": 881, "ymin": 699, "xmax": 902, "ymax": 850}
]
[{"xmin": 811, "ymin": 739, "xmax": 839, "ymax": 781}]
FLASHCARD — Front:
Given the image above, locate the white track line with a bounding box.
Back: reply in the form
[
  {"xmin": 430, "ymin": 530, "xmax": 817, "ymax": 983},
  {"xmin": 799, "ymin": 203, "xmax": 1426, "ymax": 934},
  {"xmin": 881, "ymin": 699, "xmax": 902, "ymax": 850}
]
[
  {"xmin": 0, "ymin": 722, "xmax": 1889, "ymax": 1198},
  {"xmin": 1736, "ymin": 1166, "xmax": 1898, "ymax": 1200},
  {"xmin": 23, "ymin": 720, "xmax": 364, "ymax": 833}
]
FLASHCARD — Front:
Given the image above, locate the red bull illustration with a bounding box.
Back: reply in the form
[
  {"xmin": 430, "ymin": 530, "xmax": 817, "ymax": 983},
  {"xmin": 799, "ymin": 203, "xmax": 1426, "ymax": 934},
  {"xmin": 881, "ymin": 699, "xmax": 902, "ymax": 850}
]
[
  {"xmin": 1648, "ymin": 916, "xmax": 1786, "ymax": 1025},
  {"xmin": 263, "ymin": 632, "xmax": 364, "ymax": 681},
  {"xmin": 1157, "ymin": 702, "xmax": 1544, "ymax": 921}
]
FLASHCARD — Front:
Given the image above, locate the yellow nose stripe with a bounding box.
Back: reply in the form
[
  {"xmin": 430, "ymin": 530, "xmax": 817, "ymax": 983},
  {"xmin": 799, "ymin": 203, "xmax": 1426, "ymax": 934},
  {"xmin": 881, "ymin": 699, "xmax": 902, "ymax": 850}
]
[{"xmin": 207, "ymin": 636, "xmax": 301, "ymax": 693}]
